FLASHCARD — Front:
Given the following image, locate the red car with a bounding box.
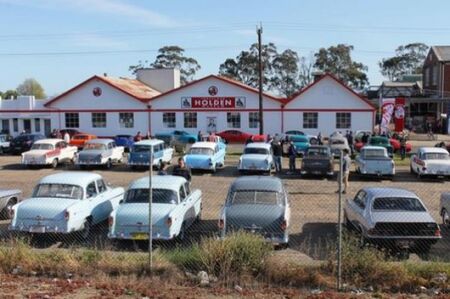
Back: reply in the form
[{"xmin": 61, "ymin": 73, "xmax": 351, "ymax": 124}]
[
  {"xmin": 354, "ymin": 136, "xmax": 412, "ymax": 153},
  {"xmin": 216, "ymin": 130, "xmax": 253, "ymax": 143}
]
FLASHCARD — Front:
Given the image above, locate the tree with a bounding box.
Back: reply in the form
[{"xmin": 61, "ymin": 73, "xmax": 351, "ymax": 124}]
[
  {"xmin": 379, "ymin": 43, "xmax": 429, "ymax": 81},
  {"xmin": 2, "ymin": 90, "xmax": 18, "ymax": 99},
  {"xmin": 129, "ymin": 46, "xmax": 201, "ymax": 85},
  {"xmin": 298, "ymin": 55, "xmax": 315, "ymax": 88},
  {"xmin": 271, "ymin": 49, "xmax": 301, "ymax": 97},
  {"xmin": 16, "ymin": 78, "xmax": 46, "ymax": 98},
  {"xmin": 314, "ymin": 44, "xmax": 369, "ymax": 89}
]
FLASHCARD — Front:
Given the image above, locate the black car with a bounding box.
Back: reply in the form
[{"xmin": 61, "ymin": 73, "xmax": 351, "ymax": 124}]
[
  {"xmin": 9, "ymin": 134, "xmax": 46, "ymax": 154},
  {"xmin": 300, "ymin": 146, "xmax": 334, "ymax": 178}
]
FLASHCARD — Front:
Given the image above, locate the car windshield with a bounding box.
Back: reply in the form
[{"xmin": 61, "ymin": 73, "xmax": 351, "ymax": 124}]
[
  {"xmin": 31, "ymin": 143, "xmax": 54, "ymax": 150},
  {"xmin": 84, "ymin": 143, "xmax": 106, "ymax": 150},
  {"xmin": 372, "ymin": 197, "xmax": 426, "ymax": 212},
  {"xmin": 331, "ymin": 139, "xmax": 345, "ymax": 145},
  {"xmin": 363, "ymin": 149, "xmax": 386, "ymax": 158},
  {"xmin": 189, "ymin": 148, "xmax": 213, "ymax": 155},
  {"xmin": 244, "ymin": 148, "xmax": 269, "ymax": 155},
  {"xmin": 133, "ymin": 145, "xmax": 150, "ymax": 152},
  {"xmin": 291, "ymin": 136, "xmax": 308, "ymax": 143},
  {"xmin": 370, "ymin": 138, "xmax": 389, "ymax": 145},
  {"xmin": 307, "ymin": 148, "xmax": 329, "ymax": 156},
  {"xmin": 32, "ymin": 183, "xmax": 83, "ymax": 200},
  {"xmin": 125, "ymin": 188, "xmax": 178, "ymax": 204},
  {"xmin": 424, "ymin": 152, "xmax": 450, "ymax": 160},
  {"xmin": 229, "ymin": 190, "xmax": 281, "ymax": 205}
]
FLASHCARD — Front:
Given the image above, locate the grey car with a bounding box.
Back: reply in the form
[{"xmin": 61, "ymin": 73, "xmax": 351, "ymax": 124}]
[
  {"xmin": 0, "ymin": 189, "xmax": 21, "ymax": 220},
  {"xmin": 76, "ymin": 139, "xmax": 124, "ymax": 169},
  {"xmin": 219, "ymin": 176, "xmax": 290, "ymax": 246},
  {"xmin": 300, "ymin": 146, "xmax": 334, "ymax": 177},
  {"xmin": 344, "ymin": 187, "xmax": 441, "ymax": 255}
]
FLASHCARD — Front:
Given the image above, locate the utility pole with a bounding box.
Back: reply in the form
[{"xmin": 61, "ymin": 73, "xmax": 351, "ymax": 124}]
[{"xmin": 257, "ymin": 24, "xmax": 264, "ymax": 135}]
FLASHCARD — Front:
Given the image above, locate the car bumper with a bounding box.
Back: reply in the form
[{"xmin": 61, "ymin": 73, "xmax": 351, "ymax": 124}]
[
  {"xmin": 301, "ymin": 167, "xmax": 333, "ymax": 176},
  {"xmin": 419, "ymin": 170, "xmax": 450, "ymax": 177},
  {"xmin": 9, "ymin": 224, "xmax": 71, "ymax": 234},
  {"xmin": 365, "ymin": 235, "xmax": 440, "ymax": 248},
  {"xmin": 221, "ymin": 229, "xmax": 288, "ymax": 245},
  {"xmin": 108, "ymin": 231, "xmax": 173, "ymax": 241},
  {"xmin": 22, "ymin": 160, "xmax": 50, "ymax": 166}
]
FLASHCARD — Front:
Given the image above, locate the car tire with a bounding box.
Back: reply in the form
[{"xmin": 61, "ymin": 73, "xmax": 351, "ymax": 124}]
[
  {"xmin": 176, "ymin": 222, "xmax": 187, "ymax": 242},
  {"xmin": 80, "ymin": 218, "xmax": 92, "ymax": 241},
  {"xmin": 51, "ymin": 158, "xmax": 58, "ymax": 169},
  {"xmin": 106, "ymin": 159, "xmax": 112, "ymax": 169},
  {"xmin": 0, "ymin": 197, "xmax": 16, "ymax": 220},
  {"xmin": 442, "ymin": 209, "xmax": 449, "ymax": 227}
]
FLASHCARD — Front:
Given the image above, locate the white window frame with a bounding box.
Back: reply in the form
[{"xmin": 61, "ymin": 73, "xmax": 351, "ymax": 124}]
[
  {"xmin": 163, "ymin": 112, "xmax": 176, "ymax": 128},
  {"xmin": 227, "ymin": 112, "xmax": 241, "ymax": 129},
  {"xmin": 336, "ymin": 112, "xmax": 351, "ymax": 129}
]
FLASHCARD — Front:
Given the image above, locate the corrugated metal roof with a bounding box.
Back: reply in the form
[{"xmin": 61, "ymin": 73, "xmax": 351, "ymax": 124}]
[
  {"xmin": 432, "ymin": 46, "xmax": 450, "ymax": 62},
  {"xmin": 100, "ymin": 76, "xmax": 161, "ymax": 99}
]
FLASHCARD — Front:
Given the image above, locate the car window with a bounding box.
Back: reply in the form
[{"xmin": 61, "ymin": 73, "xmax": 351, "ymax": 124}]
[
  {"xmin": 179, "ymin": 186, "xmax": 186, "ymax": 201},
  {"xmin": 188, "ymin": 148, "xmax": 213, "ymax": 155},
  {"xmin": 372, "ymin": 197, "xmax": 426, "ymax": 212},
  {"xmin": 32, "ymin": 183, "xmax": 83, "ymax": 200},
  {"xmin": 97, "ymin": 179, "xmax": 107, "ymax": 193},
  {"xmin": 86, "ymin": 181, "xmax": 98, "ymax": 198},
  {"xmin": 229, "ymin": 190, "xmax": 281, "ymax": 205},
  {"xmin": 244, "ymin": 148, "xmax": 269, "ymax": 155},
  {"xmin": 424, "ymin": 152, "xmax": 449, "ymax": 160},
  {"xmin": 125, "ymin": 188, "xmax": 178, "ymax": 204},
  {"xmin": 31, "ymin": 143, "xmax": 54, "ymax": 150}
]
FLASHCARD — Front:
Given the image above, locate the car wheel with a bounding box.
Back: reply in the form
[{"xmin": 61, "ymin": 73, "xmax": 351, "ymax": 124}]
[
  {"xmin": 442, "ymin": 209, "xmax": 449, "ymax": 227},
  {"xmin": 51, "ymin": 158, "xmax": 58, "ymax": 169},
  {"xmin": 80, "ymin": 218, "xmax": 92, "ymax": 241},
  {"xmin": 106, "ymin": 159, "xmax": 112, "ymax": 169},
  {"xmin": 176, "ymin": 222, "xmax": 187, "ymax": 242},
  {"xmin": 0, "ymin": 197, "xmax": 16, "ymax": 220}
]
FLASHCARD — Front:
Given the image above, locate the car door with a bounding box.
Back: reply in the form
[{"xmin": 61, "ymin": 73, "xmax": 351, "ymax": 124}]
[
  {"xmin": 181, "ymin": 182, "xmax": 198, "ymax": 228},
  {"xmin": 347, "ymin": 190, "xmax": 366, "ymax": 228},
  {"xmin": 89, "ymin": 179, "xmax": 111, "ymax": 224}
]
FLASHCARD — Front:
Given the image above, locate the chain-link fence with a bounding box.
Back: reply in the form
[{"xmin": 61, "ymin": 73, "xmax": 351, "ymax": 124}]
[{"xmin": 1, "ymin": 141, "xmax": 450, "ymax": 291}]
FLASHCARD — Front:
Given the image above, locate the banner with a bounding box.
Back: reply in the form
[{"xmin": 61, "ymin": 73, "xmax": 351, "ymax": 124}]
[
  {"xmin": 380, "ymin": 98, "xmax": 395, "ymax": 134},
  {"xmin": 394, "ymin": 97, "xmax": 406, "ymax": 132},
  {"xmin": 181, "ymin": 97, "xmax": 246, "ymax": 109}
]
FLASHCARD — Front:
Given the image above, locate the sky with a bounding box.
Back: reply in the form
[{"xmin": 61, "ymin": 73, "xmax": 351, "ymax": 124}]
[{"xmin": 1, "ymin": 0, "xmax": 450, "ymax": 97}]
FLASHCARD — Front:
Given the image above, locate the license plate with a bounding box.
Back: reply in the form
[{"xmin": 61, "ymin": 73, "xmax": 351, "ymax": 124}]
[
  {"xmin": 313, "ymin": 171, "xmax": 321, "ymax": 175},
  {"xmin": 396, "ymin": 240, "xmax": 411, "ymax": 248},
  {"xmin": 132, "ymin": 232, "xmax": 149, "ymax": 240},
  {"xmin": 29, "ymin": 225, "xmax": 45, "ymax": 233}
]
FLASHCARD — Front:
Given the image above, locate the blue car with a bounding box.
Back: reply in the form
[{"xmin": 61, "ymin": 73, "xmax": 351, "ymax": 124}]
[
  {"xmin": 184, "ymin": 141, "xmax": 226, "ymax": 172},
  {"xmin": 128, "ymin": 139, "xmax": 174, "ymax": 170},
  {"xmin": 114, "ymin": 135, "xmax": 134, "ymax": 152},
  {"xmin": 155, "ymin": 130, "xmax": 198, "ymax": 144},
  {"xmin": 283, "ymin": 135, "xmax": 310, "ymax": 156}
]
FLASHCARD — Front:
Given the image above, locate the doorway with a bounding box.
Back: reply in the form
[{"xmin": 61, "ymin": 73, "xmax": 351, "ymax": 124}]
[
  {"xmin": 44, "ymin": 119, "xmax": 51, "ymax": 137},
  {"xmin": 23, "ymin": 119, "xmax": 31, "ymax": 133}
]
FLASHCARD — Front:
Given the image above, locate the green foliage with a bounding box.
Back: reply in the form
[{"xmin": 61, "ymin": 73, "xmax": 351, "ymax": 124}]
[
  {"xmin": 314, "ymin": 44, "xmax": 369, "ymax": 89},
  {"xmin": 16, "ymin": 78, "xmax": 46, "ymax": 99},
  {"xmin": 1, "ymin": 89, "xmax": 19, "ymax": 99},
  {"xmin": 129, "ymin": 45, "xmax": 201, "ymax": 85}
]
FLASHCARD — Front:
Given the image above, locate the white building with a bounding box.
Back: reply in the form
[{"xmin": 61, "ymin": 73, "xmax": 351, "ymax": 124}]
[{"xmin": 0, "ymin": 70, "xmax": 375, "ymax": 137}]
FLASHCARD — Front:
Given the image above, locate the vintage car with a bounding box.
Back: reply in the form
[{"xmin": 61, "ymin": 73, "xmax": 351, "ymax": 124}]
[
  {"xmin": 354, "ymin": 131, "xmax": 411, "ymax": 153},
  {"xmin": 410, "ymin": 147, "xmax": 450, "ymax": 178},
  {"xmin": 0, "ymin": 134, "xmax": 11, "ymax": 154},
  {"xmin": 21, "ymin": 139, "xmax": 77, "ymax": 168},
  {"xmin": 365, "ymin": 136, "xmax": 394, "ymax": 157},
  {"xmin": 219, "ymin": 176, "xmax": 290, "ymax": 246},
  {"xmin": 114, "ymin": 135, "xmax": 134, "ymax": 152},
  {"xmin": 59, "ymin": 129, "xmax": 81, "ymax": 138},
  {"xmin": 155, "ymin": 130, "xmax": 198, "ymax": 144},
  {"xmin": 282, "ymin": 135, "xmax": 310, "ymax": 156},
  {"xmin": 200, "ymin": 135, "xmax": 227, "ymax": 149},
  {"xmin": 69, "ymin": 133, "xmax": 97, "ymax": 149},
  {"xmin": 344, "ymin": 187, "xmax": 441, "ymax": 254},
  {"xmin": 184, "ymin": 141, "xmax": 226, "ymax": 172},
  {"xmin": 440, "ymin": 192, "xmax": 450, "ymax": 227},
  {"xmin": 300, "ymin": 145, "xmax": 334, "ymax": 177},
  {"xmin": 216, "ymin": 130, "xmax": 253, "ymax": 143},
  {"xmin": 329, "ymin": 135, "xmax": 351, "ymax": 157},
  {"xmin": 9, "ymin": 134, "xmax": 46, "ymax": 154},
  {"xmin": 108, "ymin": 175, "xmax": 202, "ymax": 241},
  {"xmin": 238, "ymin": 142, "xmax": 273, "ymax": 174},
  {"xmin": 284, "ymin": 131, "xmax": 318, "ymax": 144},
  {"xmin": 354, "ymin": 146, "xmax": 395, "ymax": 177},
  {"xmin": 0, "ymin": 189, "xmax": 21, "ymax": 220},
  {"xmin": 9, "ymin": 172, "xmax": 124, "ymax": 239},
  {"xmin": 128, "ymin": 139, "xmax": 174, "ymax": 170},
  {"xmin": 76, "ymin": 139, "xmax": 124, "ymax": 169}
]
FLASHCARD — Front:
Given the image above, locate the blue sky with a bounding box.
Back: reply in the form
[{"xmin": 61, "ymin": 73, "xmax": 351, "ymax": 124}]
[{"xmin": 1, "ymin": 0, "xmax": 450, "ymax": 97}]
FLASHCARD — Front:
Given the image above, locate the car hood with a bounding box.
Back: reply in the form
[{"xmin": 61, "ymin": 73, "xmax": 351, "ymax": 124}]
[
  {"xmin": 371, "ymin": 211, "xmax": 435, "ymax": 224},
  {"xmin": 14, "ymin": 197, "xmax": 79, "ymax": 220},
  {"xmin": 114, "ymin": 203, "xmax": 176, "ymax": 227},
  {"xmin": 225, "ymin": 204, "xmax": 284, "ymax": 229}
]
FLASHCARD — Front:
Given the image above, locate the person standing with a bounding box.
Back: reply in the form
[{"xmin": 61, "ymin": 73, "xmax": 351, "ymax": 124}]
[
  {"xmin": 400, "ymin": 135, "xmax": 407, "ymax": 160},
  {"xmin": 172, "ymin": 157, "xmax": 192, "ymax": 182},
  {"xmin": 271, "ymin": 140, "xmax": 282, "ymax": 173},
  {"xmin": 346, "ymin": 131, "xmax": 354, "ymax": 154},
  {"xmin": 336, "ymin": 149, "xmax": 351, "ymax": 194},
  {"xmin": 63, "ymin": 132, "xmax": 70, "ymax": 143},
  {"xmin": 197, "ymin": 131, "xmax": 202, "ymax": 142},
  {"xmin": 134, "ymin": 131, "xmax": 142, "ymax": 142},
  {"xmin": 317, "ymin": 132, "xmax": 322, "ymax": 145},
  {"xmin": 287, "ymin": 140, "xmax": 297, "ymax": 174}
]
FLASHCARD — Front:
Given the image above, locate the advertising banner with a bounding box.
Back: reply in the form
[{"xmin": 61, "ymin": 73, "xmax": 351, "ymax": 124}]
[
  {"xmin": 380, "ymin": 98, "xmax": 395, "ymax": 134},
  {"xmin": 181, "ymin": 96, "xmax": 246, "ymax": 109},
  {"xmin": 394, "ymin": 97, "xmax": 406, "ymax": 132}
]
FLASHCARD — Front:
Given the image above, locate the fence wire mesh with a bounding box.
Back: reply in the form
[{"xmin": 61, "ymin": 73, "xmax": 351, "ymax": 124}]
[{"xmin": 1, "ymin": 139, "xmax": 450, "ymax": 291}]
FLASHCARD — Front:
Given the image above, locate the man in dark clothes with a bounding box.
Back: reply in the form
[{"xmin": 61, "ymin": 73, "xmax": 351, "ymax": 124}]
[
  {"xmin": 271, "ymin": 140, "xmax": 283, "ymax": 173},
  {"xmin": 172, "ymin": 157, "xmax": 192, "ymax": 182}
]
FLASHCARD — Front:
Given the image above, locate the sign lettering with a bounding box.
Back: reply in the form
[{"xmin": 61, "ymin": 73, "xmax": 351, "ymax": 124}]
[{"xmin": 181, "ymin": 97, "xmax": 246, "ymax": 108}]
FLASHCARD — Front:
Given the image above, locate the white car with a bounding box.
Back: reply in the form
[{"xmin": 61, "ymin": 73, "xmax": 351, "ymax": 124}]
[
  {"xmin": 410, "ymin": 147, "xmax": 450, "ymax": 178},
  {"xmin": 76, "ymin": 139, "xmax": 125, "ymax": 169},
  {"xmin": 21, "ymin": 139, "xmax": 77, "ymax": 168},
  {"xmin": 238, "ymin": 142, "xmax": 273, "ymax": 174}
]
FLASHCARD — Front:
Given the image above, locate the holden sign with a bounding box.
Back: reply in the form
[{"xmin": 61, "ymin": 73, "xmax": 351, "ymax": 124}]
[{"xmin": 181, "ymin": 96, "xmax": 246, "ymax": 109}]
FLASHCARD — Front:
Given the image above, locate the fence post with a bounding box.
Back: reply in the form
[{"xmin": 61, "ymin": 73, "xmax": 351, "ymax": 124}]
[
  {"xmin": 337, "ymin": 150, "xmax": 343, "ymax": 291},
  {"xmin": 148, "ymin": 145, "xmax": 153, "ymax": 273}
]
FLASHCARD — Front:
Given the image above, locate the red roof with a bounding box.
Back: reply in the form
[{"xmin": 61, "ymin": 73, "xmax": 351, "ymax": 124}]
[
  {"xmin": 286, "ymin": 73, "xmax": 376, "ymax": 110},
  {"xmin": 45, "ymin": 75, "xmax": 160, "ymax": 107}
]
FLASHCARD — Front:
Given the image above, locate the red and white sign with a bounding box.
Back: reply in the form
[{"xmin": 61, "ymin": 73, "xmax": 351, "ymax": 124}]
[
  {"xmin": 181, "ymin": 96, "xmax": 246, "ymax": 109},
  {"xmin": 394, "ymin": 97, "xmax": 405, "ymax": 132}
]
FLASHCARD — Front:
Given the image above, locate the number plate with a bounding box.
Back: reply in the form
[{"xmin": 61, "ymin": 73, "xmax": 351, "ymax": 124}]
[
  {"xmin": 396, "ymin": 240, "xmax": 411, "ymax": 248},
  {"xmin": 313, "ymin": 171, "xmax": 321, "ymax": 175},
  {"xmin": 132, "ymin": 232, "xmax": 149, "ymax": 240},
  {"xmin": 29, "ymin": 225, "xmax": 45, "ymax": 233}
]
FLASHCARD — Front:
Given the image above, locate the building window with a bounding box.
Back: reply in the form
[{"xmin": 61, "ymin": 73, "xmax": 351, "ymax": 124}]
[
  {"xmin": 92, "ymin": 113, "xmax": 106, "ymax": 128},
  {"xmin": 336, "ymin": 112, "xmax": 351, "ymax": 129},
  {"xmin": 163, "ymin": 113, "xmax": 176, "ymax": 128},
  {"xmin": 119, "ymin": 113, "xmax": 134, "ymax": 128},
  {"xmin": 13, "ymin": 118, "xmax": 18, "ymax": 132},
  {"xmin": 249, "ymin": 112, "xmax": 259, "ymax": 128},
  {"xmin": 303, "ymin": 112, "xmax": 318, "ymax": 129},
  {"xmin": 1, "ymin": 119, "xmax": 10, "ymax": 134},
  {"xmin": 227, "ymin": 112, "xmax": 241, "ymax": 128},
  {"xmin": 432, "ymin": 65, "xmax": 438, "ymax": 86},
  {"xmin": 425, "ymin": 67, "xmax": 430, "ymax": 86},
  {"xmin": 65, "ymin": 113, "xmax": 79, "ymax": 128},
  {"xmin": 34, "ymin": 119, "xmax": 41, "ymax": 132},
  {"xmin": 183, "ymin": 112, "xmax": 197, "ymax": 128}
]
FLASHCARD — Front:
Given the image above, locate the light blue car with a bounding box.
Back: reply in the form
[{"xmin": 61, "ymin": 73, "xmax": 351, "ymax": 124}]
[
  {"xmin": 9, "ymin": 172, "xmax": 124, "ymax": 239},
  {"xmin": 108, "ymin": 175, "xmax": 202, "ymax": 241},
  {"xmin": 128, "ymin": 139, "xmax": 174, "ymax": 170},
  {"xmin": 184, "ymin": 141, "xmax": 226, "ymax": 172},
  {"xmin": 155, "ymin": 130, "xmax": 198, "ymax": 144},
  {"xmin": 355, "ymin": 146, "xmax": 395, "ymax": 178}
]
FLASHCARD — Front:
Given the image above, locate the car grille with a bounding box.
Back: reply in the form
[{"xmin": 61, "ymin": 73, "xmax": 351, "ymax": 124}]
[{"xmin": 373, "ymin": 222, "xmax": 438, "ymax": 236}]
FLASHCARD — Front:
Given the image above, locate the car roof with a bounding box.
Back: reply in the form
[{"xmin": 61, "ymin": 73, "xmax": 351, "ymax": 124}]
[
  {"xmin": 245, "ymin": 142, "xmax": 271, "ymax": 149},
  {"xmin": 362, "ymin": 187, "xmax": 418, "ymax": 199},
  {"xmin": 419, "ymin": 147, "xmax": 449, "ymax": 154},
  {"xmin": 86, "ymin": 138, "xmax": 114, "ymax": 145},
  {"xmin": 230, "ymin": 176, "xmax": 283, "ymax": 192},
  {"xmin": 133, "ymin": 139, "xmax": 164, "ymax": 146},
  {"xmin": 129, "ymin": 175, "xmax": 186, "ymax": 191},
  {"xmin": 38, "ymin": 172, "xmax": 102, "ymax": 187},
  {"xmin": 34, "ymin": 138, "xmax": 64, "ymax": 145},
  {"xmin": 191, "ymin": 142, "xmax": 216, "ymax": 149}
]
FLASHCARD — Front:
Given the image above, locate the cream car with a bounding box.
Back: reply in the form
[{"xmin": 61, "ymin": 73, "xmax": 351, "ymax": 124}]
[{"xmin": 21, "ymin": 139, "xmax": 77, "ymax": 168}]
